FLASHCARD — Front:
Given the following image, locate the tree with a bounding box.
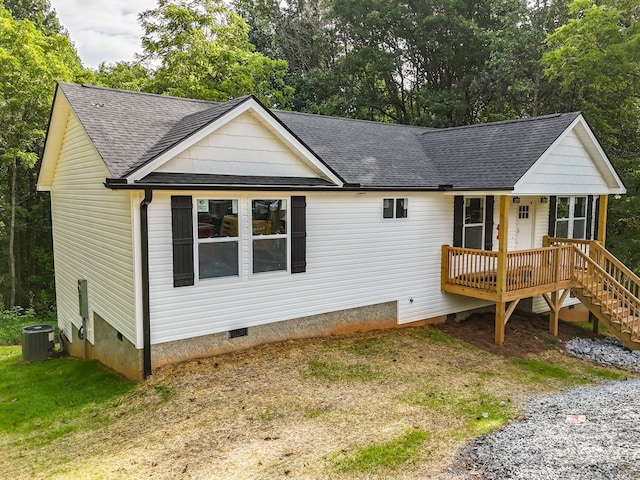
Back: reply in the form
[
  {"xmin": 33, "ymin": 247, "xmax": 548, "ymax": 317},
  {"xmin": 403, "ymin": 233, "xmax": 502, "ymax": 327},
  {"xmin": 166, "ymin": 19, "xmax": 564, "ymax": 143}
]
[
  {"xmin": 471, "ymin": 0, "xmax": 571, "ymax": 121},
  {"xmin": 543, "ymin": 0, "xmax": 640, "ymax": 269},
  {"xmin": 1, "ymin": 0, "xmax": 63, "ymax": 35},
  {"xmin": 92, "ymin": 61, "xmax": 152, "ymax": 91},
  {"xmin": 0, "ymin": 6, "xmax": 80, "ymax": 308},
  {"xmin": 138, "ymin": 0, "xmax": 292, "ymax": 107}
]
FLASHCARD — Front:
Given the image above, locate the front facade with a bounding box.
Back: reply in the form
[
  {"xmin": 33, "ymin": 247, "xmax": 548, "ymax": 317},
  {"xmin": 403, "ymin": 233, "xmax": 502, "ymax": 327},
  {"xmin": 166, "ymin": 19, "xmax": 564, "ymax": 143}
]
[{"xmin": 38, "ymin": 84, "xmax": 626, "ymax": 380}]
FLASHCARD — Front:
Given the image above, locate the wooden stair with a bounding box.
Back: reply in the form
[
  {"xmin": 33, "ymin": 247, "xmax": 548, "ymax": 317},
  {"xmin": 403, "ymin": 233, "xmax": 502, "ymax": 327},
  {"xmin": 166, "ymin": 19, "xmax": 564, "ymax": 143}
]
[{"xmin": 571, "ymin": 244, "xmax": 640, "ymax": 350}]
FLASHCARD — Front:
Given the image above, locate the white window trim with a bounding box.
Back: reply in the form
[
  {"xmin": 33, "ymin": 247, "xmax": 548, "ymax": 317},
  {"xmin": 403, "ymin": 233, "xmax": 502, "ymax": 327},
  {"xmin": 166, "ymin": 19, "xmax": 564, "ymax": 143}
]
[
  {"xmin": 194, "ymin": 197, "xmax": 241, "ymax": 283},
  {"xmin": 463, "ymin": 196, "xmax": 484, "ymax": 249},
  {"xmin": 382, "ymin": 197, "xmax": 409, "ymax": 220},
  {"xmin": 249, "ymin": 197, "xmax": 291, "ymax": 277},
  {"xmin": 555, "ymin": 196, "xmax": 587, "ymax": 239}
]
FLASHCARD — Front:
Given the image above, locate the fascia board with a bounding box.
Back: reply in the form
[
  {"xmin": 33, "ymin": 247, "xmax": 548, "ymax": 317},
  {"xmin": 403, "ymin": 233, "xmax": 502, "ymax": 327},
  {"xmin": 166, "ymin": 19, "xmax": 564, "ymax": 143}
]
[
  {"xmin": 514, "ymin": 115, "xmax": 626, "ymax": 195},
  {"xmin": 37, "ymin": 86, "xmax": 71, "ymax": 191},
  {"xmin": 126, "ymin": 98, "xmax": 344, "ymax": 187}
]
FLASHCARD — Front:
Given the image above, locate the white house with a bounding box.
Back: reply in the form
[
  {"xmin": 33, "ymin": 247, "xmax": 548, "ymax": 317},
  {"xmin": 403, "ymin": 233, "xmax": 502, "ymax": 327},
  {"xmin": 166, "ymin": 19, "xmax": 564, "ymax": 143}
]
[{"xmin": 38, "ymin": 83, "xmax": 630, "ymax": 380}]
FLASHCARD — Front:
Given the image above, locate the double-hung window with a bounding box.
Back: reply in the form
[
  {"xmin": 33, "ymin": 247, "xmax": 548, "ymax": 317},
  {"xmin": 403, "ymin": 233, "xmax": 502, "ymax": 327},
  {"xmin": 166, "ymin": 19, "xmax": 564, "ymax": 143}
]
[
  {"xmin": 554, "ymin": 196, "xmax": 587, "ymax": 239},
  {"xmin": 251, "ymin": 199, "xmax": 288, "ymax": 273},
  {"xmin": 171, "ymin": 195, "xmax": 306, "ymax": 287},
  {"xmin": 196, "ymin": 199, "xmax": 239, "ymax": 279}
]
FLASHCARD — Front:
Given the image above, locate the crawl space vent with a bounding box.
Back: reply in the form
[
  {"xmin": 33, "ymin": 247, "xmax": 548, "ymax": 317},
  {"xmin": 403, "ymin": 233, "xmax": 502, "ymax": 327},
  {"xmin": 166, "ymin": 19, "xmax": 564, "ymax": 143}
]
[{"xmin": 229, "ymin": 328, "xmax": 248, "ymax": 339}]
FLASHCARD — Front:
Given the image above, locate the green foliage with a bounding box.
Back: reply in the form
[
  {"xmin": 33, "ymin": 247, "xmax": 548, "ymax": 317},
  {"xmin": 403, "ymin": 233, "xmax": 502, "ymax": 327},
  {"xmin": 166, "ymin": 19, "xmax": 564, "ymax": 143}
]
[
  {"xmin": 0, "ymin": 5, "xmax": 83, "ymax": 309},
  {"xmin": 138, "ymin": 0, "xmax": 292, "ymax": 107},
  {"xmin": 305, "ymin": 359, "xmax": 381, "ymax": 382},
  {"xmin": 543, "ymin": 0, "xmax": 640, "ymax": 269},
  {"xmin": 331, "ymin": 429, "xmax": 428, "ymax": 472},
  {"xmin": 91, "ymin": 61, "xmax": 152, "ymax": 91},
  {"xmin": 0, "ymin": 306, "xmax": 54, "ymax": 345},
  {"xmin": 0, "ymin": 346, "xmax": 133, "ymax": 442}
]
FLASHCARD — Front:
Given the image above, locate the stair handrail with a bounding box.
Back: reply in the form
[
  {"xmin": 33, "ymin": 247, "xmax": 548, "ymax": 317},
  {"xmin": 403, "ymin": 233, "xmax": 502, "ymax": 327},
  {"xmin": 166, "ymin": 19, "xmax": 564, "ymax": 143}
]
[
  {"xmin": 573, "ymin": 248, "xmax": 640, "ymax": 338},
  {"xmin": 573, "ymin": 248, "xmax": 640, "ymax": 303},
  {"xmin": 590, "ymin": 242, "xmax": 640, "ymax": 297}
]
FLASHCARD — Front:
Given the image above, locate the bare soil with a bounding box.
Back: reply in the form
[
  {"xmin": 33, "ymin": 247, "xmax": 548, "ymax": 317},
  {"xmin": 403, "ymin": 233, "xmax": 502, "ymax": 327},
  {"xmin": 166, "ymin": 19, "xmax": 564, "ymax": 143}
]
[{"xmin": 4, "ymin": 313, "xmax": 618, "ymax": 480}]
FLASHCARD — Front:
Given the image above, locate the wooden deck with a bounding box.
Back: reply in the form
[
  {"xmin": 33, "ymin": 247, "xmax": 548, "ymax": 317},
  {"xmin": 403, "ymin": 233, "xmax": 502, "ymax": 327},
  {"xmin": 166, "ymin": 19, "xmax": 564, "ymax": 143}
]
[
  {"xmin": 441, "ymin": 244, "xmax": 574, "ymax": 302},
  {"xmin": 441, "ymin": 237, "xmax": 640, "ymax": 349}
]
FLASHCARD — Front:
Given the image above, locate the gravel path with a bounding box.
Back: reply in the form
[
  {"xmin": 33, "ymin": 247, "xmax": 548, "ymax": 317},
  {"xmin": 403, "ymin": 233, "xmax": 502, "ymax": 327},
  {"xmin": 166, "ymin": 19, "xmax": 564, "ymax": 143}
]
[{"xmin": 451, "ymin": 339, "xmax": 640, "ymax": 480}]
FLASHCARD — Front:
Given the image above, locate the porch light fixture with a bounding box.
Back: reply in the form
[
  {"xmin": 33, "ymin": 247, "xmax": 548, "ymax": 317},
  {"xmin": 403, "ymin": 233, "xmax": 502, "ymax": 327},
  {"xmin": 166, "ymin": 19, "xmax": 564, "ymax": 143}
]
[
  {"xmin": 512, "ymin": 196, "xmax": 521, "ymax": 204},
  {"xmin": 540, "ymin": 197, "xmax": 548, "ymax": 204}
]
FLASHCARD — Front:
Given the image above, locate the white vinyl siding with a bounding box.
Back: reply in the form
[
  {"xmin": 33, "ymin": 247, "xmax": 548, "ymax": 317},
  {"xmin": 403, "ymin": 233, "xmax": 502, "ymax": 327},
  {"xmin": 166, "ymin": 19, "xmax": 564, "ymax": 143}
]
[
  {"xmin": 50, "ymin": 112, "xmax": 137, "ymax": 345},
  {"xmin": 515, "ymin": 131, "xmax": 610, "ymax": 195},
  {"xmin": 156, "ymin": 111, "xmax": 321, "ymax": 178},
  {"xmin": 147, "ymin": 192, "xmax": 488, "ymax": 345}
]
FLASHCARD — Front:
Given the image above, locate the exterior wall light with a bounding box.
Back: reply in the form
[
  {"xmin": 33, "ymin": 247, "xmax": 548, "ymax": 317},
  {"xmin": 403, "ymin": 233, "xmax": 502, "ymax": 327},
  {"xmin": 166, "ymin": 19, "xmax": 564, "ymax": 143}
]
[
  {"xmin": 512, "ymin": 196, "xmax": 521, "ymax": 204},
  {"xmin": 540, "ymin": 197, "xmax": 548, "ymax": 203}
]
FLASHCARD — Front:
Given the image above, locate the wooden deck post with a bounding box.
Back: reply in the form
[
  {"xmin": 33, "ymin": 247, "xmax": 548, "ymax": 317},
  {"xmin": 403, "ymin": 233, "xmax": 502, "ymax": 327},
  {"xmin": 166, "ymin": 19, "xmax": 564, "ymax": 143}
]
[
  {"xmin": 495, "ymin": 302, "xmax": 506, "ymax": 344},
  {"xmin": 495, "ymin": 195, "xmax": 510, "ymax": 344},
  {"xmin": 549, "ymin": 291, "xmax": 559, "ymax": 336},
  {"xmin": 597, "ymin": 195, "xmax": 608, "ymax": 246}
]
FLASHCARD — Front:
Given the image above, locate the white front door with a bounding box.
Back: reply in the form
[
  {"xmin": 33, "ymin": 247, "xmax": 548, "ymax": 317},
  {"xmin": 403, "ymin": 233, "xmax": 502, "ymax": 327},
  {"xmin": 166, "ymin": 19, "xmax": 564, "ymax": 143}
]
[{"xmin": 515, "ymin": 200, "xmax": 536, "ymax": 250}]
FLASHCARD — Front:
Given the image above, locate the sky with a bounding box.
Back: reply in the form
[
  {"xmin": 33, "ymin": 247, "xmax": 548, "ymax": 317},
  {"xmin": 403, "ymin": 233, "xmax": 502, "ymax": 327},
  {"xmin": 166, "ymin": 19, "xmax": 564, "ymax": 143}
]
[{"xmin": 51, "ymin": 0, "xmax": 159, "ymax": 69}]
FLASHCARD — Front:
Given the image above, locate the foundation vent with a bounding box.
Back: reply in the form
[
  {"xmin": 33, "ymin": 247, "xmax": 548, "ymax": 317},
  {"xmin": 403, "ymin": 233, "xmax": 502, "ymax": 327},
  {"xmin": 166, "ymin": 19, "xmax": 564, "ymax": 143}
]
[{"xmin": 229, "ymin": 328, "xmax": 248, "ymax": 339}]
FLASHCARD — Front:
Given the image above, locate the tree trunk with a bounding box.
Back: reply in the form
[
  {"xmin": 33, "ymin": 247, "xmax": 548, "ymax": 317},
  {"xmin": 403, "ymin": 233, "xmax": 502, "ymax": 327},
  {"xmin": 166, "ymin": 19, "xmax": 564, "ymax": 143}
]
[{"xmin": 9, "ymin": 156, "xmax": 17, "ymax": 309}]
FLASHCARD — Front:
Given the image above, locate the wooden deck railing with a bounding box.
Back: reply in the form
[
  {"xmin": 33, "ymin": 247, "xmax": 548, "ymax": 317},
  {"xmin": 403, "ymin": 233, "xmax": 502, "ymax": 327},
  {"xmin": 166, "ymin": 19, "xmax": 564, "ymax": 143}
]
[
  {"xmin": 590, "ymin": 242, "xmax": 640, "ymax": 299},
  {"xmin": 504, "ymin": 246, "xmax": 573, "ymax": 292},
  {"xmin": 544, "ymin": 236, "xmax": 592, "ymax": 255},
  {"xmin": 573, "ymin": 248, "xmax": 640, "ymax": 342},
  {"xmin": 442, "ymin": 244, "xmax": 574, "ymax": 300},
  {"xmin": 441, "ymin": 246, "xmax": 498, "ymax": 292}
]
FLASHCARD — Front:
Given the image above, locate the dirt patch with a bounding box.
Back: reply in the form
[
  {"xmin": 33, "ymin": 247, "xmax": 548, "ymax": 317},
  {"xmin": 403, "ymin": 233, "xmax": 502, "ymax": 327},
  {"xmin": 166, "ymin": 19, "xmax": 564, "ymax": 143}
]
[
  {"xmin": 435, "ymin": 311, "xmax": 601, "ymax": 357},
  {"xmin": 4, "ymin": 313, "xmax": 620, "ymax": 480}
]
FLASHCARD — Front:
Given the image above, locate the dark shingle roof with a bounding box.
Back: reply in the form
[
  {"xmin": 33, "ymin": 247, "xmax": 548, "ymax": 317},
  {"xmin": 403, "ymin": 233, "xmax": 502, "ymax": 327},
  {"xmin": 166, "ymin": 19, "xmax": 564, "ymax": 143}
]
[
  {"xmin": 58, "ymin": 82, "xmax": 581, "ymax": 190},
  {"xmin": 419, "ymin": 112, "xmax": 581, "ymax": 190}
]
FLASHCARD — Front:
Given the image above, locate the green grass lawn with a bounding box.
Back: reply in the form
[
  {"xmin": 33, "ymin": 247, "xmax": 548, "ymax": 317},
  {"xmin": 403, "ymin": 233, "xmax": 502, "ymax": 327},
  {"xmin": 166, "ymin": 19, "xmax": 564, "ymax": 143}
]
[
  {"xmin": 0, "ymin": 346, "xmax": 133, "ymax": 444},
  {"xmin": 0, "ymin": 320, "xmax": 633, "ymax": 479}
]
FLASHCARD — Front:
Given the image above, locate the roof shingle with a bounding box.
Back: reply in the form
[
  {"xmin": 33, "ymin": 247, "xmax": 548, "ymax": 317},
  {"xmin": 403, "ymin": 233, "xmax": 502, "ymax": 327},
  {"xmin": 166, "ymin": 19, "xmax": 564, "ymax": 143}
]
[{"xmin": 58, "ymin": 82, "xmax": 581, "ymax": 190}]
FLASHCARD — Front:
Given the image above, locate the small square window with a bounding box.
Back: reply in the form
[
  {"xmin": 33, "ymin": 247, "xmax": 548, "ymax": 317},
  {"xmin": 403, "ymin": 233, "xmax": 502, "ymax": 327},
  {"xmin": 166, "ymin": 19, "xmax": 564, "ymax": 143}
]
[
  {"xmin": 518, "ymin": 205, "xmax": 529, "ymax": 219},
  {"xmin": 383, "ymin": 198, "xmax": 408, "ymax": 219}
]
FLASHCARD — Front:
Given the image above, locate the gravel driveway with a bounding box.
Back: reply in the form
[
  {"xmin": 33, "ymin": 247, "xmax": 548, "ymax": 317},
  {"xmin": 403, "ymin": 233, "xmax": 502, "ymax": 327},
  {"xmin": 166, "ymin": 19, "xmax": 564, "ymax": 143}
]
[{"xmin": 452, "ymin": 377, "xmax": 640, "ymax": 479}]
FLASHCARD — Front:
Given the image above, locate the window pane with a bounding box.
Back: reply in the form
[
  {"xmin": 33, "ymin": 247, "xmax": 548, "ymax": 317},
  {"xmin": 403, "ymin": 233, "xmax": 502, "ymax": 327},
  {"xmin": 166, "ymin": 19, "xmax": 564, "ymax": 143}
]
[
  {"xmin": 574, "ymin": 197, "xmax": 586, "ymax": 218},
  {"xmin": 383, "ymin": 198, "xmax": 394, "ymax": 218},
  {"xmin": 253, "ymin": 238, "xmax": 287, "ymax": 273},
  {"xmin": 197, "ymin": 199, "xmax": 238, "ymax": 238},
  {"xmin": 556, "ymin": 219, "xmax": 569, "ymax": 238},
  {"xmin": 199, "ymin": 241, "xmax": 238, "ymax": 279},
  {"xmin": 556, "ymin": 197, "xmax": 570, "ymax": 220},
  {"xmin": 573, "ymin": 219, "xmax": 586, "ymax": 239},
  {"xmin": 464, "ymin": 225, "xmax": 483, "ymax": 249},
  {"xmin": 465, "ymin": 198, "xmax": 484, "ymax": 224},
  {"xmin": 252, "ymin": 199, "xmax": 287, "ymax": 235},
  {"xmin": 396, "ymin": 198, "xmax": 408, "ymax": 218}
]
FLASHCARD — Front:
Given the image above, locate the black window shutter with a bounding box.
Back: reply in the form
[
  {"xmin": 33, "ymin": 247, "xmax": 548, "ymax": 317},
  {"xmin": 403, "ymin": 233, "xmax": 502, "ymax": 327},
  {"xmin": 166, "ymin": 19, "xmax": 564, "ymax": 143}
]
[
  {"xmin": 484, "ymin": 195, "xmax": 494, "ymax": 251},
  {"xmin": 593, "ymin": 196, "xmax": 601, "ymax": 241},
  {"xmin": 586, "ymin": 195, "xmax": 594, "ymax": 240},
  {"xmin": 453, "ymin": 196, "xmax": 464, "ymax": 247},
  {"xmin": 291, "ymin": 196, "xmax": 306, "ymax": 273},
  {"xmin": 548, "ymin": 196, "xmax": 557, "ymax": 237},
  {"xmin": 171, "ymin": 196, "xmax": 194, "ymax": 287}
]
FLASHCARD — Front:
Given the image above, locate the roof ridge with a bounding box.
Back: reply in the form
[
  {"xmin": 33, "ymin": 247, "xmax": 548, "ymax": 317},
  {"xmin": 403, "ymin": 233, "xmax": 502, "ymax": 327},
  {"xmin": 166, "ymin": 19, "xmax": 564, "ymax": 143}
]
[
  {"xmin": 421, "ymin": 112, "xmax": 581, "ymax": 134},
  {"xmin": 274, "ymin": 109, "xmax": 434, "ymax": 131}
]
